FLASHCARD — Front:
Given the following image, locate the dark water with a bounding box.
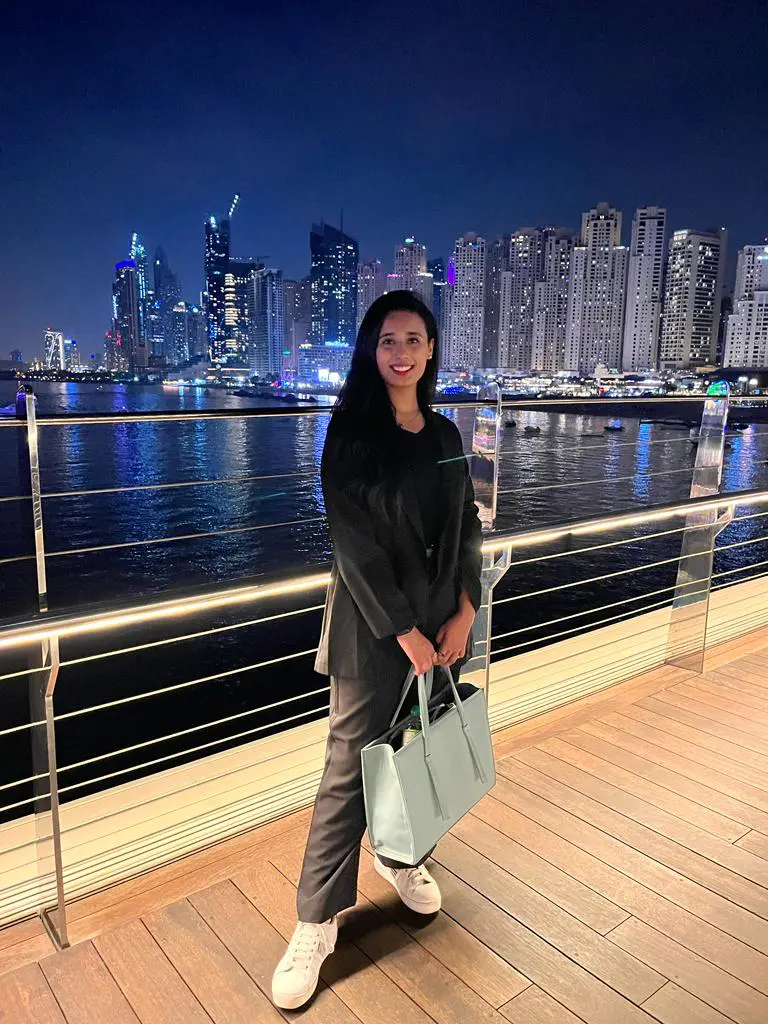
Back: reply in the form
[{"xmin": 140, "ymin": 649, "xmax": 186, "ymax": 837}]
[{"xmin": 1, "ymin": 382, "xmax": 766, "ymax": 816}]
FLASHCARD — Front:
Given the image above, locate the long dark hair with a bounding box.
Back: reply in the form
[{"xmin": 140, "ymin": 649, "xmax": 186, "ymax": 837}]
[{"xmin": 328, "ymin": 290, "xmax": 439, "ymax": 518}]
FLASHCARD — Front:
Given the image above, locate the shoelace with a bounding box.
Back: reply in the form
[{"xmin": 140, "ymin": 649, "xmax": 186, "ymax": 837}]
[
  {"xmin": 403, "ymin": 865, "xmax": 431, "ymax": 889},
  {"xmin": 288, "ymin": 925, "xmax": 322, "ymax": 968}
]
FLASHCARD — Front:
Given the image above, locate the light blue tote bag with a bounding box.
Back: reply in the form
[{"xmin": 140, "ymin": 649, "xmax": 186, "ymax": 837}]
[{"xmin": 361, "ymin": 665, "xmax": 495, "ymax": 865}]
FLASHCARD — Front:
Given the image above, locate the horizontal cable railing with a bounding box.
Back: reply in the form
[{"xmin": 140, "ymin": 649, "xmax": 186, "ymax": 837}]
[
  {"xmin": 1, "ymin": 488, "xmax": 766, "ymax": 652},
  {"xmin": 1, "ymin": 391, "xmax": 766, "ymax": 429},
  {"xmin": 2, "ymin": 391, "xmax": 768, "ymax": 937}
]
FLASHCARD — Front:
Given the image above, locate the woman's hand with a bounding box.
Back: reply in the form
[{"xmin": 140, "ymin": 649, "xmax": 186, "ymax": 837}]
[
  {"xmin": 397, "ymin": 628, "xmax": 437, "ymax": 675},
  {"xmin": 436, "ymin": 590, "xmax": 476, "ymax": 667}
]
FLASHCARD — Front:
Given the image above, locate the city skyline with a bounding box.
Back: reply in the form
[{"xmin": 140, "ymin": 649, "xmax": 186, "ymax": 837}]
[
  {"xmin": 29, "ymin": 207, "xmax": 768, "ymax": 376},
  {"xmin": 2, "ymin": 1, "xmax": 766, "ymax": 358}
]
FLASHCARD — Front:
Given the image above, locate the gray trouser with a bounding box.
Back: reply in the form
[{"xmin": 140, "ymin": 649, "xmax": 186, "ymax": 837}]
[{"xmin": 297, "ymin": 671, "xmax": 439, "ymax": 923}]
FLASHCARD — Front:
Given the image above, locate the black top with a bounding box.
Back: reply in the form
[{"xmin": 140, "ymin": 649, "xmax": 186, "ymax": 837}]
[
  {"xmin": 400, "ymin": 420, "xmax": 442, "ymax": 552},
  {"xmin": 315, "ymin": 408, "xmax": 483, "ymax": 680}
]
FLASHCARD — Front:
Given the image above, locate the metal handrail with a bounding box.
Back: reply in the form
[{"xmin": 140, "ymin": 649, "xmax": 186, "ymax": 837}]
[
  {"xmin": 1, "ymin": 486, "xmax": 767, "ymax": 651},
  {"xmin": 1, "ymin": 392, "xmax": 766, "ymax": 429}
]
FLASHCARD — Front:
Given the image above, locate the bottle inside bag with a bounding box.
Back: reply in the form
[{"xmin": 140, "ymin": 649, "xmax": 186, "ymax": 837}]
[{"xmin": 402, "ymin": 705, "xmax": 422, "ymax": 745}]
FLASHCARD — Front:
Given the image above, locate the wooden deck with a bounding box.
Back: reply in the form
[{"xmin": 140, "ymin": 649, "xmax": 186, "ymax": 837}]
[{"xmin": 2, "ymin": 630, "xmax": 768, "ymax": 1023}]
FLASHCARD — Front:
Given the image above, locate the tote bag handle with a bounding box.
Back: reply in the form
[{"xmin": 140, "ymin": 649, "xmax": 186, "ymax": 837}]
[{"xmin": 389, "ymin": 666, "xmax": 489, "ymax": 820}]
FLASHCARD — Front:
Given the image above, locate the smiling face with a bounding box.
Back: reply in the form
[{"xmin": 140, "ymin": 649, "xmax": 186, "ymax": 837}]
[{"xmin": 375, "ymin": 310, "xmax": 434, "ymax": 391}]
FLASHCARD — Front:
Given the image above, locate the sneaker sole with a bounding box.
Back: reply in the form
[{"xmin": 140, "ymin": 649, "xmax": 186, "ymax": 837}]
[{"xmin": 374, "ymin": 857, "xmax": 442, "ymax": 915}]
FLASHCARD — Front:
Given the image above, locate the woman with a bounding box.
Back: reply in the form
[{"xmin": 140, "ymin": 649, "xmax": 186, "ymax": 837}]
[{"xmin": 272, "ymin": 291, "xmax": 482, "ymax": 1010}]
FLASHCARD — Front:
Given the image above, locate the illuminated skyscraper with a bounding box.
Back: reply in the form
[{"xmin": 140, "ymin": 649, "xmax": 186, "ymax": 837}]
[
  {"xmin": 532, "ymin": 229, "xmax": 575, "ymax": 372},
  {"xmin": 445, "ymin": 233, "xmax": 486, "ymax": 369},
  {"xmin": 622, "ymin": 207, "xmax": 666, "ymax": 371},
  {"xmin": 566, "ymin": 203, "xmax": 629, "ymax": 374},
  {"xmin": 63, "ymin": 338, "xmax": 81, "ymax": 369},
  {"xmin": 427, "ymin": 258, "xmax": 446, "ymax": 336},
  {"xmin": 186, "ymin": 304, "xmax": 209, "ymax": 361},
  {"xmin": 310, "ymin": 223, "xmax": 359, "ymax": 347},
  {"xmin": 498, "ymin": 229, "xmax": 546, "ymax": 370},
  {"xmin": 357, "ymin": 260, "xmax": 385, "ymax": 328},
  {"xmin": 153, "ymin": 247, "xmax": 181, "ymax": 364},
  {"xmin": 227, "ymin": 259, "xmax": 262, "ymax": 367},
  {"xmin": 204, "ymin": 213, "xmax": 232, "ymax": 363},
  {"xmin": 724, "ymin": 244, "xmax": 768, "ymax": 368},
  {"xmin": 284, "ymin": 278, "xmax": 311, "ymax": 378},
  {"xmin": 112, "ymin": 260, "xmax": 147, "ymax": 371},
  {"xmin": 659, "ymin": 228, "xmax": 726, "ymax": 369},
  {"xmin": 483, "ymin": 236, "xmax": 510, "ymax": 368},
  {"xmin": 250, "ymin": 268, "xmax": 285, "ymax": 377},
  {"xmin": 130, "ymin": 233, "xmax": 150, "ymax": 356},
  {"xmin": 44, "ymin": 329, "xmax": 65, "ymax": 370},
  {"xmin": 392, "ymin": 237, "xmax": 433, "ymax": 307}
]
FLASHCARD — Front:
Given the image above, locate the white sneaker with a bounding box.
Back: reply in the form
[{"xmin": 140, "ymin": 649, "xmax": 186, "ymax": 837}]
[
  {"xmin": 374, "ymin": 857, "xmax": 442, "ymax": 914},
  {"xmin": 271, "ymin": 917, "xmax": 338, "ymax": 1010}
]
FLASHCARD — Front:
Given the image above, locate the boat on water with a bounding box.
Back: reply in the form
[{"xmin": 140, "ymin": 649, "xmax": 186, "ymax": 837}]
[
  {"xmin": 504, "ymin": 414, "xmax": 516, "ymax": 428},
  {"xmin": 604, "ymin": 420, "xmax": 624, "ymax": 432},
  {"xmin": 523, "ymin": 424, "xmax": 541, "ymax": 435}
]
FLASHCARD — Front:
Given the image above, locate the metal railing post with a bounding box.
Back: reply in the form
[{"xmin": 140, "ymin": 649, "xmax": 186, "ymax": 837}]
[
  {"xmin": 666, "ymin": 381, "xmax": 731, "ymax": 675},
  {"xmin": 17, "ymin": 385, "xmax": 68, "ymax": 948},
  {"xmin": 464, "ymin": 389, "xmax": 511, "ymax": 709}
]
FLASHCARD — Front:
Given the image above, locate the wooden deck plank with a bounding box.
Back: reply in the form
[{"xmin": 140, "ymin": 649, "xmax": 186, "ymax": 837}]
[
  {"xmin": 188, "ymin": 881, "xmax": 361, "ymax": 1024},
  {"xmin": 0, "ymin": 918, "xmax": 49, "ymax": 955},
  {"xmin": 536, "ymin": 734, "xmax": 750, "ymax": 840},
  {"xmin": 562, "ymin": 724, "xmax": 768, "ymax": 832},
  {"xmin": 495, "ymin": 762, "xmax": 768, "ymax": 947},
  {"xmin": 93, "ymin": 919, "xmax": 214, "ymax": 1024},
  {"xmin": 610, "ymin": 916, "xmax": 768, "ymax": 1024},
  {"xmin": 642, "ymin": 982, "xmax": 735, "ymax": 1024},
  {"xmin": 711, "ymin": 658, "xmax": 768, "ymax": 684},
  {"xmin": 232, "ymin": 858, "xmax": 434, "ymax": 1024},
  {"xmin": 736, "ymin": 831, "xmax": 768, "ymax": 859},
  {"xmin": 429, "ymin": 863, "xmax": 660, "ymax": 1024},
  {"xmin": 340, "ymin": 897, "xmax": 510, "ymax": 1024},
  {"xmin": 673, "ymin": 682, "xmax": 768, "ymax": 725},
  {"xmin": 581, "ymin": 718, "xmax": 768, "ymax": 822},
  {"xmin": 64, "ymin": 811, "xmax": 312, "ymax": 948},
  {"xmin": 491, "ymin": 665, "xmax": 688, "ymax": 759},
  {"xmin": 431, "ymin": 832, "xmax": 665, "ymax": 1004},
  {"xmin": 509, "ymin": 747, "xmax": 768, "ymax": 895},
  {"xmin": 730, "ymin": 654, "xmax": 768, "ymax": 677},
  {"xmin": 141, "ymin": 899, "xmax": 283, "ymax": 1023},
  {"xmin": 270, "ymin": 836, "xmax": 519, "ymax": 1023},
  {"xmin": 703, "ymin": 625, "xmax": 768, "ymax": 671},
  {"xmin": 0, "ymin": 963, "xmax": 66, "ymax": 1024},
  {"xmin": 616, "ymin": 705, "xmax": 768, "ymax": 781},
  {"xmin": 0, "ymin": 932, "xmax": 59, "ymax": 980},
  {"xmin": 705, "ymin": 672, "xmax": 768, "ymax": 705},
  {"xmin": 500, "ymin": 985, "xmax": 585, "ymax": 1023},
  {"xmin": 697, "ymin": 672, "xmax": 768, "ymax": 704},
  {"xmin": 451, "ymin": 813, "xmax": 628, "ymax": 935},
  {"xmin": 356, "ymin": 847, "xmax": 532, "ymax": 1008},
  {"xmin": 8, "ymin": 641, "xmax": 768, "ymax": 1022},
  {"xmin": 640, "ymin": 693, "xmax": 768, "ymax": 756},
  {"xmin": 40, "ymin": 942, "xmax": 141, "ymax": 1024},
  {"xmin": 472, "ymin": 790, "xmax": 768, "ymax": 995}
]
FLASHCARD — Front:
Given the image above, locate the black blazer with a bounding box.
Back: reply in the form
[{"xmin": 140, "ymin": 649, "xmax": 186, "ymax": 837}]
[{"xmin": 315, "ymin": 408, "xmax": 483, "ymax": 681}]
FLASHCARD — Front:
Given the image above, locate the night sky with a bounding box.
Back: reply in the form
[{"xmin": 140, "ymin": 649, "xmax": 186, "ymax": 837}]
[{"xmin": 2, "ymin": 0, "xmax": 766, "ymax": 359}]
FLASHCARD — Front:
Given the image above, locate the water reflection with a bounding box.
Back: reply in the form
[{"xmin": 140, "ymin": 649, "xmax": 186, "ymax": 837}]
[{"xmin": 1, "ymin": 382, "xmax": 767, "ymax": 616}]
